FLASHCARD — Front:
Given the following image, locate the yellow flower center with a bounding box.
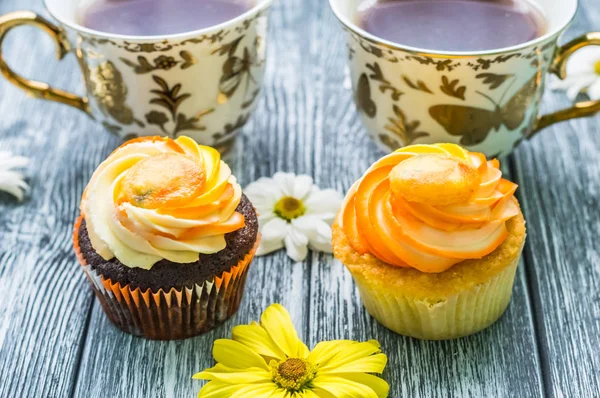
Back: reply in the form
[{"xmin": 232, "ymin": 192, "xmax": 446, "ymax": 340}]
[
  {"xmin": 271, "ymin": 358, "xmax": 316, "ymax": 391},
  {"xmin": 595, "ymin": 60, "xmax": 600, "ymax": 75},
  {"xmin": 274, "ymin": 196, "xmax": 306, "ymax": 221}
]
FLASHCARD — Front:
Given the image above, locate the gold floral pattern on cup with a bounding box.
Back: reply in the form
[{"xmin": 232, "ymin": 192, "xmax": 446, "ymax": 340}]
[{"xmin": 0, "ymin": 2, "xmax": 272, "ymax": 152}]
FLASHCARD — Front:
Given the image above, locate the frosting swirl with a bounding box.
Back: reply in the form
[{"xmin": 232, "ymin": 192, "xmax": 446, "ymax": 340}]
[
  {"xmin": 337, "ymin": 143, "xmax": 519, "ymax": 273},
  {"xmin": 81, "ymin": 136, "xmax": 244, "ymax": 269}
]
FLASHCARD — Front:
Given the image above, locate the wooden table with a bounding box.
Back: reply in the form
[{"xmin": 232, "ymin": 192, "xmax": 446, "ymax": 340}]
[{"xmin": 1, "ymin": 0, "xmax": 599, "ymax": 396}]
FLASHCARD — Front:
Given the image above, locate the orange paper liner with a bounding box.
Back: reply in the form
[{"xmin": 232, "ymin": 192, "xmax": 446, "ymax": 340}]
[{"xmin": 73, "ymin": 215, "xmax": 259, "ymax": 340}]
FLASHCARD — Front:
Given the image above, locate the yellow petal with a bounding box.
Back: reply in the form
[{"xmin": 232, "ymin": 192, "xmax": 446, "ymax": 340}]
[
  {"xmin": 312, "ymin": 375, "xmax": 380, "ymax": 398},
  {"xmin": 260, "ymin": 304, "xmax": 309, "ymax": 358},
  {"xmin": 332, "ymin": 373, "xmax": 389, "ymax": 398},
  {"xmin": 286, "ymin": 391, "xmax": 315, "ymax": 398},
  {"xmin": 308, "ymin": 389, "xmax": 336, "ymax": 398},
  {"xmin": 315, "ymin": 341, "xmax": 385, "ymax": 372},
  {"xmin": 307, "ymin": 340, "xmax": 359, "ymax": 367},
  {"xmin": 194, "ymin": 365, "xmax": 271, "ymax": 384},
  {"xmin": 320, "ymin": 354, "xmax": 388, "ymax": 374},
  {"xmin": 298, "ymin": 390, "xmax": 322, "ymax": 398},
  {"xmin": 198, "ymin": 381, "xmax": 243, "ymax": 398},
  {"xmin": 232, "ymin": 323, "xmax": 286, "ymax": 361},
  {"xmin": 198, "ymin": 381, "xmax": 280, "ymax": 398},
  {"xmin": 266, "ymin": 388, "xmax": 290, "ymax": 398},
  {"xmin": 229, "ymin": 383, "xmax": 281, "ymax": 398},
  {"xmin": 212, "ymin": 339, "xmax": 268, "ymax": 370},
  {"xmin": 193, "ymin": 363, "xmax": 238, "ymax": 379}
]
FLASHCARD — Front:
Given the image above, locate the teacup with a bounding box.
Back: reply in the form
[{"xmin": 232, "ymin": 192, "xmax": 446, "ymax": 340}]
[
  {"xmin": 330, "ymin": 0, "xmax": 600, "ymax": 157},
  {"xmin": 0, "ymin": 0, "xmax": 271, "ymax": 152}
]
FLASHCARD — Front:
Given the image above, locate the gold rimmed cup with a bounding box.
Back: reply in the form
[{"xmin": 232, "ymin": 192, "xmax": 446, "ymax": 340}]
[
  {"xmin": 0, "ymin": 0, "xmax": 272, "ymax": 152},
  {"xmin": 329, "ymin": 0, "xmax": 600, "ymax": 157}
]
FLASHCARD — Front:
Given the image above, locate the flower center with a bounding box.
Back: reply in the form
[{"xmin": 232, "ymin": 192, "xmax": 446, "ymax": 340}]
[
  {"xmin": 595, "ymin": 60, "xmax": 600, "ymax": 75},
  {"xmin": 274, "ymin": 196, "xmax": 306, "ymax": 221},
  {"xmin": 271, "ymin": 358, "xmax": 316, "ymax": 391}
]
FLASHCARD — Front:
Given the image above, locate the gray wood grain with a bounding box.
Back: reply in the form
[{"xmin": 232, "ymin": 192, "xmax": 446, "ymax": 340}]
[
  {"xmin": 0, "ymin": 0, "xmax": 599, "ymax": 397},
  {"xmin": 511, "ymin": 4, "xmax": 600, "ymax": 396},
  {"xmin": 0, "ymin": 2, "xmax": 107, "ymax": 397}
]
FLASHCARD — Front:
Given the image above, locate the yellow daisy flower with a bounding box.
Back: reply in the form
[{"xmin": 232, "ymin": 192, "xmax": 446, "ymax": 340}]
[{"xmin": 193, "ymin": 303, "xmax": 389, "ymax": 398}]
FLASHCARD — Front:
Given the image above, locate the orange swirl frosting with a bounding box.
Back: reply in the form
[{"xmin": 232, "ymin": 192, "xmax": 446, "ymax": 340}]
[
  {"xmin": 81, "ymin": 136, "xmax": 244, "ymax": 269},
  {"xmin": 338, "ymin": 143, "xmax": 519, "ymax": 273}
]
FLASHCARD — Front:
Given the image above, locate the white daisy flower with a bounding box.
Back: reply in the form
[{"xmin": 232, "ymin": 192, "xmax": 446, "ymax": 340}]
[
  {"xmin": 0, "ymin": 151, "xmax": 29, "ymax": 202},
  {"xmin": 245, "ymin": 172, "xmax": 343, "ymax": 262},
  {"xmin": 550, "ymin": 46, "xmax": 600, "ymax": 100}
]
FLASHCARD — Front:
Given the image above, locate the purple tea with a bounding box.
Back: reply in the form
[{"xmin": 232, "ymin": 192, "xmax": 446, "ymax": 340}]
[
  {"xmin": 80, "ymin": 0, "xmax": 253, "ymax": 36},
  {"xmin": 358, "ymin": 0, "xmax": 547, "ymax": 52}
]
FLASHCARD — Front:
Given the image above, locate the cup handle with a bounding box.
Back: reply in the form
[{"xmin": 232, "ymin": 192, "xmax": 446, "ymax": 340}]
[
  {"xmin": 530, "ymin": 32, "xmax": 600, "ymax": 135},
  {"xmin": 0, "ymin": 11, "xmax": 90, "ymax": 114}
]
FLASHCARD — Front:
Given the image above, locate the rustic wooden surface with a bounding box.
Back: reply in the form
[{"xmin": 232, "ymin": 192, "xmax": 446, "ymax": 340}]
[{"xmin": 0, "ymin": 0, "xmax": 598, "ymax": 397}]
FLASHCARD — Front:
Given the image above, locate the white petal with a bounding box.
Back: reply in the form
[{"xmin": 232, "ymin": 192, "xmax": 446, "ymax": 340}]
[
  {"xmin": 587, "ymin": 78, "xmax": 600, "ymax": 100},
  {"xmin": 260, "ymin": 217, "xmax": 288, "ymax": 241},
  {"xmin": 291, "ymin": 175, "xmax": 314, "ymax": 200},
  {"xmin": 254, "ymin": 205, "xmax": 274, "ymax": 219},
  {"xmin": 567, "ymin": 76, "xmax": 597, "ymax": 101},
  {"xmin": 256, "ymin": 238, "xmax": 285, "ymax": 256},
  {"xmin": 565, "ymin": 46, "xmax": 600, "ymax": 75},
  {"xmin": 245, "ymin": 178, "xmax": 281, "ymax": 210},
  {"xmin": 0, "ymin": 171, "xmax": 29, "ymax": 202},
  {"xmin": 257, "ymin": 212, "xmax": 276, "ymax": 225},
  {"xmin": 550, "ymin": 75, "xmax": 589, "ymax": 90},
  {"xmin": 0, "ymin": 182, "xmax": 25, "ymax": 201},
  {"xmin": 550, "ymin": 74, "xmax": 597, "ymax": 100},
  {"xmin": 293, "ymin": 216, "xmax": 333, "ymax": 253},
  {"xmin": 0, "ymin": 154, "xmax": 29, "ymax": 171},
  {"xmin": 310, "ymin": 226, "xmax": 334, "ymax": 253},
  {"xmin": 249, "ymin": 199, "xmax": 275, "ymax": 215},
  {"xmin": 305, "ymin": 189, "xmax": 343, "ymax": 222},
  {"xmin": 283, "ymin": 224, "xmax": 309, "ymax": 262},
  {"xmin": 272, "ymin": 172, "xmax": 298, "ymax": 197},
  {"xmin": 291, "ymin": 216, "xmax": 317, "ymax": 240}
]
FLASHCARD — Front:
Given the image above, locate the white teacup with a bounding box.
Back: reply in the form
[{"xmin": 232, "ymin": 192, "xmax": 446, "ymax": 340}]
[
  {"xmin": 330, "ymin": 0, "xmax": 600, "ymax": 157},
  {"xmin": 0, "ymin": 0, "xmax": 272, "ymax": 152}
]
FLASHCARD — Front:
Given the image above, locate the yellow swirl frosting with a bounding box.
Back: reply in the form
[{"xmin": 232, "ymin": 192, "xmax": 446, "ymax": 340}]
[
  {"xmin": 81, "ymin": 136, "xmax": 245, "ymax": 269},
  {"xmin": 337, "ymin": 143, "xmax": 520, "ymax": 273}
]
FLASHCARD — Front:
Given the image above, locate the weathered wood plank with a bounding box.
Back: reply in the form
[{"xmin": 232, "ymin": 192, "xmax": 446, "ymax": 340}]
[
  {"xmin": 70, "ymin": 0, "xmax": 311, "ymax": 396},
  {"xmin": 511, "ymin": 4, "xmax": 600, "ymax": 396},
  {"xmin": 2, "ymin": 0, "xmax": 599, "ymax": 396},
  {"xmin": 0, "ymin": 1, "xmax": 111, "ymax": 397}
]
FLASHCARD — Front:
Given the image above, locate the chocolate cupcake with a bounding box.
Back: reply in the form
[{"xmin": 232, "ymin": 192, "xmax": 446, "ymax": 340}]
[{"xmin": 73, "ymin": 136, "xmax": 260, "ymax": 340}]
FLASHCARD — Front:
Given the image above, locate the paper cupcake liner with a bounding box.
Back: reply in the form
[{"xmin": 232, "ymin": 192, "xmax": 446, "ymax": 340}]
[
  {"xmin": 351, "ymin": 256, "xmax": 521, "ymax": 340},
  {"xmin": 73, "ymin": 215, "xmax": 259, "ymax": 340}
]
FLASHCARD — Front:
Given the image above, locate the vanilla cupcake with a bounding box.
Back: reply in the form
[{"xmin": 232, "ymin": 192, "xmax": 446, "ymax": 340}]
[
  {"xmin": 332, "ymin": 143, "xmax": 525, "ymax": 340},
  {"xmin": 73, "ymin": 136, "xmax": 259, "ymax": 340}
]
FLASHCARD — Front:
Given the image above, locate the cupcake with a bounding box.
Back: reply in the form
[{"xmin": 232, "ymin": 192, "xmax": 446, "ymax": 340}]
[
  {"xmin": 332, "ymin": 143, "xmax": 526, "ymax": 340},
  {"xmin": 73, "ymin": 136, "xmax": 259, "ymax": 340}
]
